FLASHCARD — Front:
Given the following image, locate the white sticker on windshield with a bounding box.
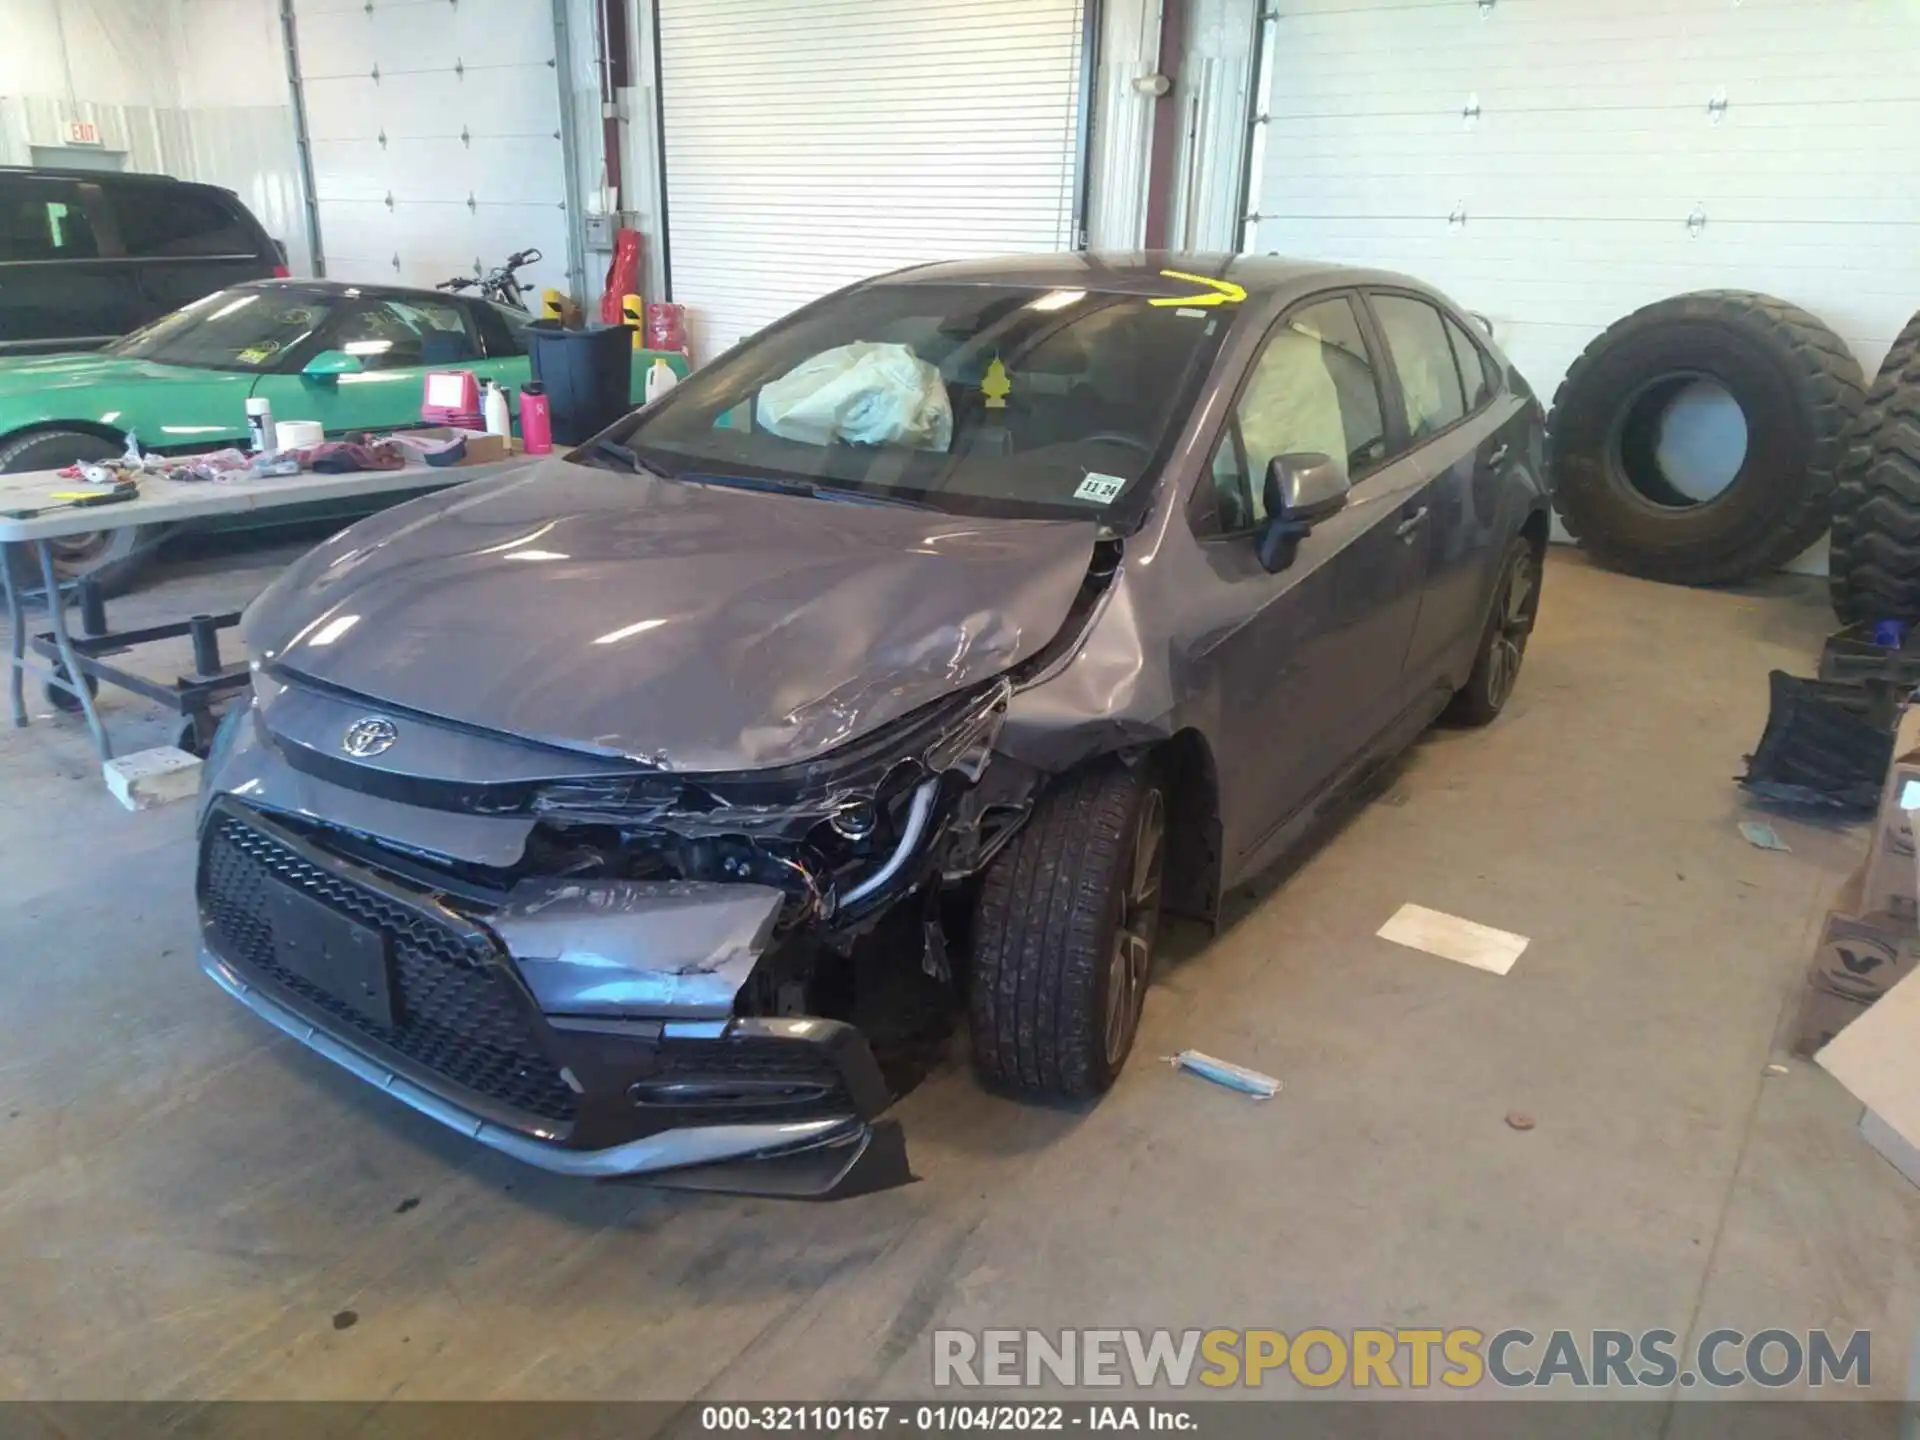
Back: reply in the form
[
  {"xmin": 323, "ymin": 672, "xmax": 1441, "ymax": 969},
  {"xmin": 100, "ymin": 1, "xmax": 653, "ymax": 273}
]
[
  {"xmin": 1075, "ymin": 472, "xmax": 1127, "ymax": 505},
  {"xmin": 1177, "ymin": 307, "xmax": 1208, "ymax": 318}
]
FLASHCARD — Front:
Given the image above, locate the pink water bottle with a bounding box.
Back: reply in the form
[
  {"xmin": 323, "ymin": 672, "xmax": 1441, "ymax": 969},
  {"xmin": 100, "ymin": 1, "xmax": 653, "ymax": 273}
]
[{"xmin": 518, "ymin": 383, "xmax": 553, "ymax": 454}]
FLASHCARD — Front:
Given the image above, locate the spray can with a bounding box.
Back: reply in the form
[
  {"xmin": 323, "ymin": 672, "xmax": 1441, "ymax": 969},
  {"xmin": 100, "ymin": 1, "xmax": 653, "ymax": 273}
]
[
  {"xmin": 245, "ymin": 396, "xmax": 274, "ymax": 453},
  {"xmin": 483, "ymin": 381, "xmax": 512, "ymax": 438},
  {"xmin": 645, "ymin": 357, "xmax": 679, "ymax": 403},
  {"xmin": 518, "ymin": 383, "xmax": 553, "ymax": 454}
]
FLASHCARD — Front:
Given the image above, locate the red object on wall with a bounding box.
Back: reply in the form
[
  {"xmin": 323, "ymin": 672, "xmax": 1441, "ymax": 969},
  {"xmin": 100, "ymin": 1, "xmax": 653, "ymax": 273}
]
[
  {"xmin": 600, "ymin": 228, "xmax": 643, "ymax": 324},
  {"xmin": 646, "ymin": 302, "xmax": 688, "ymax": 353}
]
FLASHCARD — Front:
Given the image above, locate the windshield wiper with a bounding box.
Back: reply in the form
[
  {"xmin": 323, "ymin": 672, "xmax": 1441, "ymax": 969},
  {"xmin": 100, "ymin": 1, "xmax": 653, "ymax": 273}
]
[
  {"xmin": 681, "ymin": 472, "xmax": 936, "ymax": 511},
  {"xmin": 681, "ymin": 470, "xmax": 818, "ymax": 500},
  {"xmin": 588, "ymin": 437, "xmax": 648, "ymax": 473},
  {"xmin": 813, "ymin": 484, "xmax": 937, "ymax": 511}
]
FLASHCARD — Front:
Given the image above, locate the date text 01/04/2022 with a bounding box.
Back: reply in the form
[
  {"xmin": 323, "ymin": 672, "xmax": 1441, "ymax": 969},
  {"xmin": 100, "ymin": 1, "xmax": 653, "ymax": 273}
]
[{"xmin": 697, "ymin": 1403, "xmax": 1198, "ymax": 1432}]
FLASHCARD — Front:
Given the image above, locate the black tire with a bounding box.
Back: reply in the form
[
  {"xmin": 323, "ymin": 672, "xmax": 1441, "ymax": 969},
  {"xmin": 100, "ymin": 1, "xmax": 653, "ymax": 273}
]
[
  {"xmin": 1446, "ymin": 534, "xmax": 1540, "ymax": 726},
  {"xmin": 1547, "ymin": 291, "xmax": 1862, "ymax": 586},
  {"xmin": 177, "ymin": 714, "xmax": 212, "ymax": 758},
  {"xmin": 1828, "ymin": 309, "xmax": 1920, "ymax": 624},
  {"xmin": 43, "ymin": 666, "xmax": 99, "ymax": 715},
  {"xmin": 969, "ymin": 760, "xmax": 1166, "ymax": 1101},
  {"xmin": 0, "ymin": 429, "xmax": 155, "ymax": 595}
]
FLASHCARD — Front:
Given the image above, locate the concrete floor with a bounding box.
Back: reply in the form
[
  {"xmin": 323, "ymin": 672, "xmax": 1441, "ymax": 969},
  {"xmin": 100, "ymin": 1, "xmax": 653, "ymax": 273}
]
[{"xmin": 1, "ymin": 540, "xmax": 1916, "ymax": 1404}]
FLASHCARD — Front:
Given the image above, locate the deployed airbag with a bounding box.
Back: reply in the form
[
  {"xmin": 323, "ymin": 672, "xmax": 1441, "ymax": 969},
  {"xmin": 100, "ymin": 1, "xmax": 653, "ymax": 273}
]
[{"xmin": 756, "ymin": 341, "xmax": 953, "ymax": 450}]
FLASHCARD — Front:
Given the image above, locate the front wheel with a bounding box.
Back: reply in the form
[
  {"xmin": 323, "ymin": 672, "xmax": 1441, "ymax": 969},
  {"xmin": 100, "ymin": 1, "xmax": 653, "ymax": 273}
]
[
  {"xmin": 968, "ymin": 760, "xmax": 1166, "ymax": 1100},
  {"xmin": 1446, "ymin": 535, "xmax": 1540, "ymax": 726}
]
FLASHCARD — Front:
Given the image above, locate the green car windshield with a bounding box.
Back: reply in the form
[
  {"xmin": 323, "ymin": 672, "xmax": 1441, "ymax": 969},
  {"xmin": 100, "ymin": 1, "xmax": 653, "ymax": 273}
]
[
  {"xmin": 108, "ymin": 288, "xmax": 336, "ymax": 372},
  {"xmin": 596, "ymin": 283, "xmax": 1230, "ymax": 522}
]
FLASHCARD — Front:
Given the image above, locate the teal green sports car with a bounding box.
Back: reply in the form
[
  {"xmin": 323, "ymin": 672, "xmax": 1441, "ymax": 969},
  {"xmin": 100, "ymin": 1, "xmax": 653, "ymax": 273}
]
[{"xmin": 0, "ymin": 279, "xmax": 660, "ymax": 583}]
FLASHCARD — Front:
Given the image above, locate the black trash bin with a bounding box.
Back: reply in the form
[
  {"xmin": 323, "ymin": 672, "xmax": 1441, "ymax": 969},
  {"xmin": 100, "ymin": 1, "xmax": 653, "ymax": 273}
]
[{"xmin": 526, "ymin": 322, "xmax": 634, "ymax": 445}]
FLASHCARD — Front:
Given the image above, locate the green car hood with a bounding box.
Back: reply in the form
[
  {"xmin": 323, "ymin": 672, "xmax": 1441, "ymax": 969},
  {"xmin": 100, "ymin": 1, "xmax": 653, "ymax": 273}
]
[{"xmin": 0, "ymin": 352, "xmax": 256, "ymax": 449}]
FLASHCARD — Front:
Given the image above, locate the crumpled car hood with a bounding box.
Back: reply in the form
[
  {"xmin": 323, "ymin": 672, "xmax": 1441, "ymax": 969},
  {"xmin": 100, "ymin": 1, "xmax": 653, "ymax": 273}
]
[{"xmin": 244, "ymin": 458, "xmax": 1099, "ymax": 772}]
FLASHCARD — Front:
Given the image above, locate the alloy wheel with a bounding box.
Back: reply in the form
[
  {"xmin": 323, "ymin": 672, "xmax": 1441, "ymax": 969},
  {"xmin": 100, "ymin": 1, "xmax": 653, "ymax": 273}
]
[
  {"xmin": 1486, "ymin": 553, "xmax": 1536, "ymax": 710},
  {"xmin": 1105, "ymin": 787, "xmax": 1166, "ymax": 1066}
]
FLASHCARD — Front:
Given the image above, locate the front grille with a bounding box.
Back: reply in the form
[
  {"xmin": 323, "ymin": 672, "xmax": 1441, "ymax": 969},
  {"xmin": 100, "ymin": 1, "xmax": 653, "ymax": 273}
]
[{"xmin": 200, "ymin": 812, "xmax": 577, "ymax": 1127}]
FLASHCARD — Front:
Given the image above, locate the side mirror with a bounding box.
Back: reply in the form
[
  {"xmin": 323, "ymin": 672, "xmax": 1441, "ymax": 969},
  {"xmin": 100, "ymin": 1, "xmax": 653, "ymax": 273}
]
[
  {"xmin": 1255, "ymin": 452, "xmax": 1350, "ymax": 573},
  {"xmin": 302, "ymin": 350, "xmax": 363, "ymax": 380}
]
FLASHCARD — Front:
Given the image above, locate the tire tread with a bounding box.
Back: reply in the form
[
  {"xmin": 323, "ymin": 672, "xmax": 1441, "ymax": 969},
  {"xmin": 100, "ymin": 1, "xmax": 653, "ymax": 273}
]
[
  {"xmin": 1829, "ymin": 309, "xmax": 1920, "ymax": 622},
  {"xmin": 1548, "ymin": 290, "xmax": 1864, "ymax": 586},
  {"xmin": 970, "ymin": 762, "xmax": 1143, "ymax": 1100}
]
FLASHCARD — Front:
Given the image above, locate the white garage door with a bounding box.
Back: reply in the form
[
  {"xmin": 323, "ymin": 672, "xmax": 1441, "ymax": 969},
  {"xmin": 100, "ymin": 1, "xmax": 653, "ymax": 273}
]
[
  {"xmin": 1245, "ymin": 0, "xmax": 1920, "ymax": 400},
  {"xmin": 658, "ymin": 0, "xmax": 1088, "ymax": 363},
  {"xmin": 291, "ymin": 0, "xmax": 571, "ymax": 298}
]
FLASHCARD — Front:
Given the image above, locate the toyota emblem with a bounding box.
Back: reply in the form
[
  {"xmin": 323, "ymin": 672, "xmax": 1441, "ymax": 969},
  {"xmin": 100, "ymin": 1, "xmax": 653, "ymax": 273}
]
[{"xmin": 342, "ymin": 716, "xmax": 399, "ymax": 758}]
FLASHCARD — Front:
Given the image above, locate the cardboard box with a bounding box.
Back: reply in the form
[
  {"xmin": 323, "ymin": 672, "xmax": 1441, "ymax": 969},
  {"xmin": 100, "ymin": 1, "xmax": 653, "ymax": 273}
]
[
  {"xmin": 1808, "ymin": 909, "xmax": 1920, "ymax": 1002},
  {"xmin": 1861, "ymin": 840, "xmax": 1916, "ymax": 924},
  {"xmin": 1817, "ymin": 968, "xmax": 1920, "ymax": 1193},
  {"xmin": 1789, "ymin": 866, "xmax": 1920, "ymax": 1055},
  {"xmin": 409, "ymin": 427, "xmax": 516, "ymax": 465},
  {"xmin": 1867, "ymin": 703, "xmax": 1920, "ymax": 864},
  {"xmin": 1790, "ymin": 977, "xmax": 1873, "ymax": 1058}
]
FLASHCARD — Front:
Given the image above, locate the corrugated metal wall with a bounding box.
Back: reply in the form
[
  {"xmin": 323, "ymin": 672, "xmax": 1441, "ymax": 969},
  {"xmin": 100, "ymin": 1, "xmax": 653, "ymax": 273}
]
[{"xmin": 656, "ymin": 0, "xmax": 1088, "ymax": 363}]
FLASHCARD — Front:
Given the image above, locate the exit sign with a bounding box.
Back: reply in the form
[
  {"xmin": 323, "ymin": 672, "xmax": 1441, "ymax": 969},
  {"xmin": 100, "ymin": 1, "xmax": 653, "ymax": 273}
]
[{"xmin": 65, "ymin": 119, "xmax": 100, "ymax": 145}]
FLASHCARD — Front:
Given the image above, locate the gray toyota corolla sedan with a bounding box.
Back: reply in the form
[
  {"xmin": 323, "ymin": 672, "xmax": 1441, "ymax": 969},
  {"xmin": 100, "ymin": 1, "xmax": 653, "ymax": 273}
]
[{"xmin": 196, "ymin": 253, "xmax": 1548, "ymax": 1197}]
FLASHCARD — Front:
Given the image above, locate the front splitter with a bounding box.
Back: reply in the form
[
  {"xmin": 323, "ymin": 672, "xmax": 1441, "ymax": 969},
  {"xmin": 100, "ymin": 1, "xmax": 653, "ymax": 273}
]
[{"xmin": 203, "ymin": 947, "xmax": 913, "ymax": 1197}]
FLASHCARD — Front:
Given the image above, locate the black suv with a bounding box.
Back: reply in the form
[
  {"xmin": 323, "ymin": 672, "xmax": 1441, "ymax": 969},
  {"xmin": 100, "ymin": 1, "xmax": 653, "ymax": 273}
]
[{"xmin": 0, "ymin": 167, "xmax": 284, "ymax": 357}]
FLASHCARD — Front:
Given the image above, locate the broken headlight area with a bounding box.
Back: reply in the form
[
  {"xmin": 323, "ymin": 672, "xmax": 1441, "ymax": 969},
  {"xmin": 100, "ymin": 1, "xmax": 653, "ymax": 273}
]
[
  {"xmin": 299, "ymin": 677, "xmax": 1032, "ymax": 971},
  {"xmin": 502, "ymin": 678, "xmax": 1019, "ymax": 929}
]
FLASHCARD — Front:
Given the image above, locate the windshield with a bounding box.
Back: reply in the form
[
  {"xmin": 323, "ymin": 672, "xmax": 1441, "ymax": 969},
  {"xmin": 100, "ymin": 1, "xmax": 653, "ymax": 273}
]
[
  {"xmin": 108, "ymin": 287, "xmax": 335, "ymax": 372},
  {"xmin": 587, "ymin": 283, "xmax": 1231, "ymax": 521}
]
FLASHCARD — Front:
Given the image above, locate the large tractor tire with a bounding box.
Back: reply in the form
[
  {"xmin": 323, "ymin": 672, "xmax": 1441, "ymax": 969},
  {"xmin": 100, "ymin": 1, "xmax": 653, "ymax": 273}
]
[
  {"xmin": 1547, "ymin": 291, "xmax": 1862, "ymax": 586},
  {"xmin": 1828, "ymin": 309, "xmax": 1920, "ymax": 624}
]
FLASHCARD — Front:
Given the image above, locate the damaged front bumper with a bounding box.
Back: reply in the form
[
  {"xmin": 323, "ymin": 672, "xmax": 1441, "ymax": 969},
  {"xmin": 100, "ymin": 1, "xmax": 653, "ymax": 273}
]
[{"xmin": 196, "ymin": 795, "xmax": 912, "ymax": 1199}]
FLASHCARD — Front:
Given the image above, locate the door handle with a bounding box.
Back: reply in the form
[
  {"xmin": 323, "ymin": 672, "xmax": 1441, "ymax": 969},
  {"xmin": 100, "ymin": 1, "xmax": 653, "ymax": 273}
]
[
  {"xmin": 1487, "ymin": 442, "xmax": 1511, "ymax": 467},
  {"xmin": 1394, "ymin": 506, "xmax": 1429, "ymax": 541}
]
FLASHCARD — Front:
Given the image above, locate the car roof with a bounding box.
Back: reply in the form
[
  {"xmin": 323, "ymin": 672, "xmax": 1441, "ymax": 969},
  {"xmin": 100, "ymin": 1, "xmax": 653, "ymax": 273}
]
[
  {"xmin": 876, "ymin": 251, "xmax": 1428, "ymax": 301},
  {"xmin": 225, "ymin": 278, "xmax": 476, "ymax": 306},
  {"xmin": 0, "ymin": 165, "xmax": 234, "ymax": 195}
]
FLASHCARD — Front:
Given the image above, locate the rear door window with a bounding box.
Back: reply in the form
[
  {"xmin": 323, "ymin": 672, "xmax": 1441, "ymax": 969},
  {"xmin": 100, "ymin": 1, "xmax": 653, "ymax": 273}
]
[
  {"xmin": 1372, "ymin": 293, "xmax": 1467, "ymax": 440},
  {"xmin": 0, "ymin": 183, "xmax": 99, "ymax": 261},
  {"xmin": 1444, "ymin": 314, "xmax": 1494, "ymax": 411},
  {"xmin": 113, "ymin": 187, "xmax": 256, "ymax": 258}
]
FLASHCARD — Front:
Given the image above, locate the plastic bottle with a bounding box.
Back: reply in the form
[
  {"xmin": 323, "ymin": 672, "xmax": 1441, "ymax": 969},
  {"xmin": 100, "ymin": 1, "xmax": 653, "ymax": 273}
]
[
  {"xmin": 245, "ymin": 396, "xmax": 274, "ymax": 453},
  {"xmin": 645, "ymin": 357, "xmax": 679, "ymax": 403},
  {"xmin": 518, "ymin": 383, "xmax": 553, "ymax": 455},
  {"xmin": 483, "ymin": 381, "xmax": 511, "ymax": 438}
]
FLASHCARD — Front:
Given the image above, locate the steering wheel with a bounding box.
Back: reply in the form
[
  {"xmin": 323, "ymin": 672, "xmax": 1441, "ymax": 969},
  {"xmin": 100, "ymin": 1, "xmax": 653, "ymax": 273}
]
[{"xmin": 1080, "ymin": 431, "xmax": 1152, "ymax": 454}]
